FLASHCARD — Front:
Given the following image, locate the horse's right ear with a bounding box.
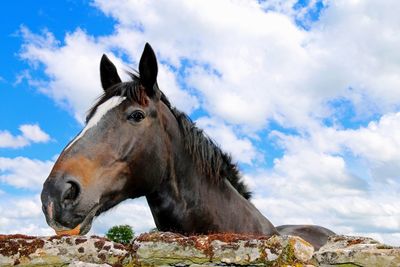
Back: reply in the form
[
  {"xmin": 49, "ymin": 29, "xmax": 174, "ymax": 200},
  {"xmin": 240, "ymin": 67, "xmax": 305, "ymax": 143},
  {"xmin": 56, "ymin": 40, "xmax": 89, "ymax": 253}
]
[
  {"xmin": 139, "ymin": 43, "xmax": 158, "ymax": 97},
  {"xmin": 100, "ymin": 54, "xmax": 122, "ymax": 91}
]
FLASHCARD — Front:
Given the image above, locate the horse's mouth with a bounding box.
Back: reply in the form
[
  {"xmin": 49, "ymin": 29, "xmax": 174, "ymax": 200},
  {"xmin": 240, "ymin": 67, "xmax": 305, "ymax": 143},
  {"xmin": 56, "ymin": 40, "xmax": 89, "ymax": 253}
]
[{"xmin": 47, "ymin": 202, "xmax": 101, "ymax": 236}]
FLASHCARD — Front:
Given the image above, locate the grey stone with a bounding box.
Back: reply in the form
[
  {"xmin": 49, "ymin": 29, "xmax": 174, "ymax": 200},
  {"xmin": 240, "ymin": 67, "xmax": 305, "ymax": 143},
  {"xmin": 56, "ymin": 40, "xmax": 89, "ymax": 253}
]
[
  {"xmin": 0, "ymin": 232, "xmax": 398, "ymax": 266},
  {"xmin": 134, "ymin": 232, "xmax": 314, "ymax": 266},
  {"xmin": 313, "ymin": 235, "xmax": 400, "ymax": 267},
  {"xmin": 68, "ymin": 261, "xmax": 111, "ymax": 267},
  {"xmin": 0, "ymin": 234, "xmax": 131, "ymax": 266}
]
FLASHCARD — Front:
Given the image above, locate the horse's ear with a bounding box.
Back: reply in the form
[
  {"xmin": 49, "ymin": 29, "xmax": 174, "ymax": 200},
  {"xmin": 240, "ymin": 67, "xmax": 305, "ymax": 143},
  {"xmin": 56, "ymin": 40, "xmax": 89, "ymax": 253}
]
[
  {"xmin": 100, "ymin": 54, "xmax": 122, "ymax": 91},
  {"xmin": 139, "ymin": 43, "xmax": 158, "ymax": 97}
]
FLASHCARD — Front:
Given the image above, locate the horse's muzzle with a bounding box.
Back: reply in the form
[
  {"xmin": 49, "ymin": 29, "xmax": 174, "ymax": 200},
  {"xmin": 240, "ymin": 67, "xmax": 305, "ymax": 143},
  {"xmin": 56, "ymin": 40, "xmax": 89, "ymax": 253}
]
[{"xmin": 41, "ymin": 175, "xmax": 85, "ymax": 233}]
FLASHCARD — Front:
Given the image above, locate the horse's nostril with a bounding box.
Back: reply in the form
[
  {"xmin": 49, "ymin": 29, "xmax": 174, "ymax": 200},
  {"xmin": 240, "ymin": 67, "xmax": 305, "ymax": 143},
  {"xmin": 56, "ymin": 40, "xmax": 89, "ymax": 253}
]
[{"xmin": 62, "ymin": 181, "xmax": 81, "ymax": 205}]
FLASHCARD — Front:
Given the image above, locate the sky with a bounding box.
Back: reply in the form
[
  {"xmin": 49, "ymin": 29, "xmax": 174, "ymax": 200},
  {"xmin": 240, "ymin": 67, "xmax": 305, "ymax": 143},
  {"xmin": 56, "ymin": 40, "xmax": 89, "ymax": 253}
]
[{"xmin": 1, "ymin": 0, "xmax": 400, "ymax": 245}]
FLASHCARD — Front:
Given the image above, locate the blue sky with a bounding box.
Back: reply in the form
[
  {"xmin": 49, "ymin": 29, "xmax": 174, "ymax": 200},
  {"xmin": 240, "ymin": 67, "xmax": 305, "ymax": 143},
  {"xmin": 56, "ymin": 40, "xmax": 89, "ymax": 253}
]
[
  {"xmin": 0, "ymin": 1, "xmax": 115, "ymax": 160},
  {"xmin": 1, "ymin": 0, "xmax": 400, "ymax": 245}
]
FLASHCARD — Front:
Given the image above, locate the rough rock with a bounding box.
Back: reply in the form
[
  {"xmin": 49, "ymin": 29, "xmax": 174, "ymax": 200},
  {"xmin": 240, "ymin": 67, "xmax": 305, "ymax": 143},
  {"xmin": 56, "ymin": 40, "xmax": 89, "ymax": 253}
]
[
  {"xmin": 0, "ymin": 234, "xmax": 130, "ymax": 266},
  {"xmin": 68, "ymin": 261, "xmax": 111, "ymax": 267},
  {"xmin": 134, "ymin": 232, "xmax": 314, "ymax": 266},
  {"xmin": 0, "ymin": 232, "xmax": 398, "ymax": 266},
  {"xmin": 313, "ymin": 235, "xmax": 400, "ymax": 267}
]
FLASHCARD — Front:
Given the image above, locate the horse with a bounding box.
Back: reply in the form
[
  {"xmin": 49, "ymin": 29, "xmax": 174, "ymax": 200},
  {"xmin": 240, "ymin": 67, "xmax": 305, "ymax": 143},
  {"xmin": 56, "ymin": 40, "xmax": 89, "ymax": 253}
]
[{"xmin": 41, "ymin": 43, "xmax": 335, "ymax": 250}]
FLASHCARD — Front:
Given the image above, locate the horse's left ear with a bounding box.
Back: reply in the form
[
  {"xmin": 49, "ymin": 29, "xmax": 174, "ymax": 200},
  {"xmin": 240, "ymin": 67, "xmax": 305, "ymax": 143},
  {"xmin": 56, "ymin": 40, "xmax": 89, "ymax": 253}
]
[
  {"xmin": 100, "ymin": 54, "xmax": 122, "ymax": 91},
  {"xmin": 139, "ymin": 43, "xmax": 158, "ymax": 97}
]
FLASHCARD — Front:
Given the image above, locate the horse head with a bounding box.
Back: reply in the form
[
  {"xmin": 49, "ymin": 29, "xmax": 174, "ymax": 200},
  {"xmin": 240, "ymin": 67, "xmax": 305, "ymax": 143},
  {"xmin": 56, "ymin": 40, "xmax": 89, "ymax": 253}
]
[{"xmin": 41, "ymin": 44, "xmax": 170, "ymax": 235}]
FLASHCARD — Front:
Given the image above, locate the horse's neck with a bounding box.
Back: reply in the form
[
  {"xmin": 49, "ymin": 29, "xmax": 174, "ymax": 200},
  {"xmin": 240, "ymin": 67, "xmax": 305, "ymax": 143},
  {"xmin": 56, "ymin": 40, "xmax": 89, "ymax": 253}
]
[{"xmin": 145, "ymin": 146, "xmax": 278, "ymax": 236}]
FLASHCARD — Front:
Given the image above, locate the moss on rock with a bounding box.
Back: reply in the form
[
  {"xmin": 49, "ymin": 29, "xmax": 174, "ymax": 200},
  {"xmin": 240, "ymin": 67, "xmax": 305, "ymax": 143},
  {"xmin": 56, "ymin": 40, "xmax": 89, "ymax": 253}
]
[{"xmin": 0, "ymin": 232, "xmax": 398, "ymax": 266}]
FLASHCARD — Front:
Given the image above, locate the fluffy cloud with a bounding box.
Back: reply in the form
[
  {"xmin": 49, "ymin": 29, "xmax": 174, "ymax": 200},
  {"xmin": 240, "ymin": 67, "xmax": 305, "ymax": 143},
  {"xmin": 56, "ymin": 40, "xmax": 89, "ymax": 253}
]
[
  {"xmin": 0, "ymin": 156, "xmax": 53, "ymax": 189},
  {"xmin": 19, "ymin": 124, "xmax": 50, "ymax": 143},
  {"xmin": 272, "ymin": 112, "xmax": 400, "ymax": 186},
  {"xmin": 95, "ymin": 0, "xmax": 315, "ymax": 128},
  {"xmin": 20, "ymin": 0, "xmax": 400, "ymax": 130},
  {"xmin": 0, "ymin": 124, "xmax": 50, "ymax": 148},
  {"xmin": 0, "ymin": 194, "xmax": 54, "ymax": 236},
  {"xmin": 92, "ymin": 0, "xmax": 400, "ymax": 129},
  {"xmin": 19, "ymin": 27, "xmax": 198, "ymax": 123},
  {"xmin": 0, "ymin": 132, "xmax": 27, "ymax": 148},
  {"xmin": 92, "ymin": 198, "xmax": 155, "ymax": 235},
  {"xmin": 195, "ymin": 117, "xmax": 260, "ymax": 165},
  {"xmin": 309, "ymin": 0, "xmax": 400, "ymax": 115},
  {"xmin": 249, "ymin": 112, "xmax": 400, "ymax": 245},
  {"xmin": 19, "ymin": 27, "xmax": 108, "ymax": 123}
]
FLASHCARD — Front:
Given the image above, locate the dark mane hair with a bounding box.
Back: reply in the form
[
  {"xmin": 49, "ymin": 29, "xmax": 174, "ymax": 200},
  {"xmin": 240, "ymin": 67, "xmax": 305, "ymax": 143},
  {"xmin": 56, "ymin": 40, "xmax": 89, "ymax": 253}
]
[{"xmin": 87, "ymin": 72, "xmax": 252, "ymax": 199}]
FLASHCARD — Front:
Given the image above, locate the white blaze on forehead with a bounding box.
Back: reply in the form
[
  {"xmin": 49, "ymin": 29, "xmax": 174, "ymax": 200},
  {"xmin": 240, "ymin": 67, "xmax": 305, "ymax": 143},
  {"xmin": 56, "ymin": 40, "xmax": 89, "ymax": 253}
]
[{"xmin": 65, "ymin": 96, "xmax": 126, "ymax": 151}]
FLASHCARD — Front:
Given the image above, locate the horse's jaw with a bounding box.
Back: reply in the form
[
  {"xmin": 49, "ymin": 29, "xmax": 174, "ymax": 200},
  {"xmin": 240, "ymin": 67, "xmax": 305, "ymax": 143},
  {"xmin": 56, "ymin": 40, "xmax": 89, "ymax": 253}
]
[{"xmin": 45, "ymin": 201, "xmax": 101, "ymax": 236}]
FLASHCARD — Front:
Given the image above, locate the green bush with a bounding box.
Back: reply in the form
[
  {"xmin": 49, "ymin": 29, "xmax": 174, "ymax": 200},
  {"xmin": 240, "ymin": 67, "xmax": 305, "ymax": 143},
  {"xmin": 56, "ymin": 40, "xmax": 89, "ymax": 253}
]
[{"xmin": 105, "ymin": 225, "xmax": 134, "ymax": 244}]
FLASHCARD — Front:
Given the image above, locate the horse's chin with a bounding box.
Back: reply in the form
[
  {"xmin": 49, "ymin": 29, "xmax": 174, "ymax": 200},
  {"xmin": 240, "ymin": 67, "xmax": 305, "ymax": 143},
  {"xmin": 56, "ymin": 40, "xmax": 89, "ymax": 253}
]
[
  {"xmin": 51, "ymin": 204, "xmax": 100, "ymax": 236},
  {"xmin": 50, "ymin": 198, "xmax": 124, "ymax": 235}
]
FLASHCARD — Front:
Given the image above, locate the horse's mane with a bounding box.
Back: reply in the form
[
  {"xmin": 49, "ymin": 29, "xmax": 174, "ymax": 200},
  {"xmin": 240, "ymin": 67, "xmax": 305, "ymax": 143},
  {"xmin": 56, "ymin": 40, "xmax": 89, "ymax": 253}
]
[{"xmin": 87, "ymin": 72, "xmax": 252, "ymax": 199}]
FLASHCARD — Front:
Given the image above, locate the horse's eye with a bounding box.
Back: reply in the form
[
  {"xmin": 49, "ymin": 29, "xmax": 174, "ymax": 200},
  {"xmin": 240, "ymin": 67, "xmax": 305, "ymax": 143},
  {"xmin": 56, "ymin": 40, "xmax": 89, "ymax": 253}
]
[{"xmin": 128, "ymin": 110, "xmax": 145, "ymax": 122}]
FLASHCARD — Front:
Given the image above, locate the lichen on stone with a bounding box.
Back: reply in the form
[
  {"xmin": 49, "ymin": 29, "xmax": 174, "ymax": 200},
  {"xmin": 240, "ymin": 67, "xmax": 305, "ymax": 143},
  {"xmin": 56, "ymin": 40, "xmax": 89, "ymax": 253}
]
[{"xmin": 0, "ymin": 233, "xmax": 398, "ymax": 266}]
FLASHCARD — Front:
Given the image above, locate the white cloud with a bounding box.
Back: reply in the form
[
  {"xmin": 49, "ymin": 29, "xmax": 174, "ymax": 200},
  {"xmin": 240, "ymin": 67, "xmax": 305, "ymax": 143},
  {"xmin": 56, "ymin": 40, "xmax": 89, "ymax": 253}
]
[
  {"xmin": 251, "ymin": 192, "xmax": 400, "ymax": 246},
  {"xmin": 309, "ymin": 0, "xmax": 400, "ymax": 115},
  {"xmin": 0, "ymin": 194, "xmax": 54, "ymax": 236},
  {"xmin": 20, "ymin": 0, "xmax": 400, "ymax": 129},
  {"xmin": 248, "ymin": 112, "xmax": 400, "ymax": 246},
  {"xmin": 249, "ymin": 158, "xmax": 400, "ymax": 246},
  {"xmin": 272, "ymin": 112, "xmax": 400, "ymax": 185},
  {"xmin": 196, "ymin": 117, "xmax": 260, "ymax": 165},
  {"xmin": 92, "ymin": 0, "xmax": 400, "ymax": 130},
  {"xmin": 341, "ymin": 113, "xmax": 400, "ymax": 163},
  {"xmin": 0, "ymin": 131, "xmax": 27, "ymax": 148},
  {"xmin": 19, "ymin": 27, "xmax": 107, "ymax": 123},
  {"xmin": 157, "ymin": 64, "xmax": 199, "ymax": 114},
  {"xmin": 92, "ymin": 197, "xmax": 156, "ymax": 235},
  {"xmin": 0, "ymin": 124, "xmax": 50, "ymax": 148},
  {"xmin": 0, "ymin": 156, "xmax": 53, "ymax": 190},
  {"xmin": 19, "ymin": 26, "xmax": 198, "ymax": 123},
  {"xmin": 19, "ymin": 124, "xmax": 50, "ymax": 143}
]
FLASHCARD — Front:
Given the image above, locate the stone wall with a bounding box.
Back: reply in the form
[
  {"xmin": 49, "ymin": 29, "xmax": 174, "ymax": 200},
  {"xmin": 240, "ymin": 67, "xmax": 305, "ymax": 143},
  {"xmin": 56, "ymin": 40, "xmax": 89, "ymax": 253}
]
[{"xmin": 0, "ymin": 232, "xmax": 399, "ymax": 266}]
